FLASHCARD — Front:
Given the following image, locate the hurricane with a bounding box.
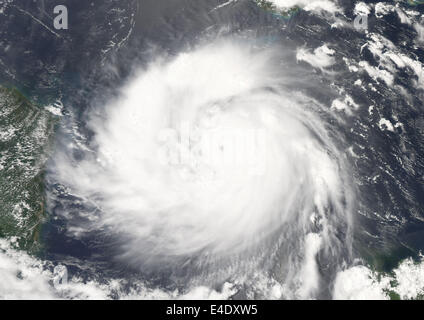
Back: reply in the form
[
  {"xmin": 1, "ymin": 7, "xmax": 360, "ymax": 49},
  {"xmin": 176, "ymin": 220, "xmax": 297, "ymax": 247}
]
[{"xmin": 48, "ymin": 39, "xmax": 355, "ymax": 298}]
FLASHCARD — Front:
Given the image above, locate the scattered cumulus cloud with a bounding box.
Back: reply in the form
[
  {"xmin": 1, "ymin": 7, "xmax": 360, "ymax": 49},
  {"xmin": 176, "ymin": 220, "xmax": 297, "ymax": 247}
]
[{"xmin": 296, "ymin": 44, "xmax": 336, "ymax": 72}]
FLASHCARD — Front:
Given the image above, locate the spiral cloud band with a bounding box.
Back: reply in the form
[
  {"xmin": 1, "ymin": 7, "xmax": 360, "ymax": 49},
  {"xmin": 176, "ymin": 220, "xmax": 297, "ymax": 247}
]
[{"xmin": 52, "ymin": 40, "xmax": 354, "ymax": 295}]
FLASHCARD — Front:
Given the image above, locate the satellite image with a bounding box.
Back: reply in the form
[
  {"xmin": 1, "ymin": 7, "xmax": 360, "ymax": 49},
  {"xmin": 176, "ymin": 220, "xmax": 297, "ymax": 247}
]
[{"xmin": 1, "ymin": 0, "xmax": 424, "ymax": 302}]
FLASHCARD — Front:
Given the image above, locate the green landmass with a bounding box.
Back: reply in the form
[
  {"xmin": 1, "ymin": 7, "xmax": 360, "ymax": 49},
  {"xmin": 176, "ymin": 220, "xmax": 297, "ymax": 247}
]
[
  {"xmin": 358, "ymin": 245, "xmax": 424, "ymax": 299},
  {"xmin": 254, "ymin": 0, "xmax": 300, "ymax": 20},
  {"xmin": 0, "ymin": 86, "xmax": 57, "ymax": 252},
  {"xmin": 408, "ymin": 0, "xmax": 424, "ymax": 6},
  {"xmin": 359, "ymin": 244, "xmax": 416, "ymax": 273}
]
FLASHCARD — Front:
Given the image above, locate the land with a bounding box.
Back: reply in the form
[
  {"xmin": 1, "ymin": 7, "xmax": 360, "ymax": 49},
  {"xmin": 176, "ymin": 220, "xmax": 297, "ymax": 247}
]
[{"xmin": 0, "ymin": 86, "xmax": 57, "ymax": 252}]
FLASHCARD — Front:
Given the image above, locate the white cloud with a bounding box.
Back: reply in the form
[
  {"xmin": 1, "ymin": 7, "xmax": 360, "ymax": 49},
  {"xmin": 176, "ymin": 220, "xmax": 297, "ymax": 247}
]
[
  {"xmin": 358, "ymin": 60, "xmax": 394, "ymax": 87},
  {"xmin": 296, "ymin": 44, "xmax": 336, "ymax": 71},
  {"xmin": 358, "ymin": 32, "xmax": 424, "ymax": 89},
  {"xmin": 375, "ymin": 3, "xmax": 394, "ymax": 18},
  {"xmin": 267, "ymin": 0, "xmax": 342, "ymax": 13},
  {"xmin": 296, "ymin": 233, "xmax": 323, "ymax": 298},
  {"xmin": 333, "ymin": 265, "xmax": 389, "ymax": 300},
  {"xmin": 378, "ymin": 118, "xmax": 395, "ymax": 132},
  {"xmin": 414, "ymin": 23, "xmax": 424, "ymax": 43},
  {"xmin": 0, "ymin": 239, "xmax": 239, "ymax": 300},
  {"xmin": 334, "ymin": 255, "xmax": 424, "ymax": 300},
  {"xmin": 354, "ymin": 2, "xmax": 371, "ymax": 16},
  {"xmin": 331, "ymin": 95, "xmax": 360, "ymax": 115}
]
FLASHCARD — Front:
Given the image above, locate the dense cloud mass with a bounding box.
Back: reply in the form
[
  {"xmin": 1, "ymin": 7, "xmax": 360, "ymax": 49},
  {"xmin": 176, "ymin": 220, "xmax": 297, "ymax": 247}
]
[{"xmin": 51, "ymin": 41, "xmax": 354, "ymax": 298}]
